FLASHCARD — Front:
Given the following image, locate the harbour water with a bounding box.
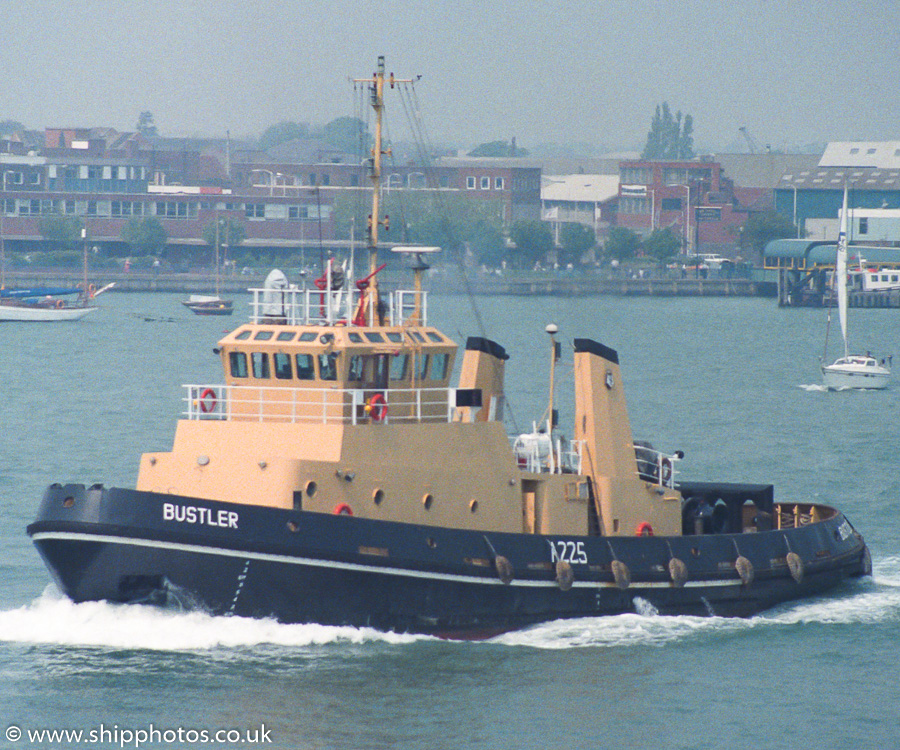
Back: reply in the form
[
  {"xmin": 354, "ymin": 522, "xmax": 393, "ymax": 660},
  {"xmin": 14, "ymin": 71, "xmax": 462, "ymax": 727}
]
[{"xmin": 1, "ymin": 290, "xmax": 899, "ymax": 749}]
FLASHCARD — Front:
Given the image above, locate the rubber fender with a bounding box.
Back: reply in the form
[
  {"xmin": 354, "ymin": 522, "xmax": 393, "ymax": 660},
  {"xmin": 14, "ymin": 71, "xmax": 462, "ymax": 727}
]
[
  {"xmin": 555, "ymin": 559, "xmax": 574, "ymax": 591},
  {"xmin": 611, "ymin": 559, "xmax": 630, "ymax": 590},
  {"xmin": 494, "ymin": 555, "xmax": 514, "ymax": 585},
  {"xmin": 786, "ymin": 552, "xmax": 804, "ymax": 583},
  {"xmin": 735, "ymin": 556, "xmax": 754, "ymax": 586},
  {"xmin": 668, "ymin": 557, "xmax": 688, "ymax": 588}
]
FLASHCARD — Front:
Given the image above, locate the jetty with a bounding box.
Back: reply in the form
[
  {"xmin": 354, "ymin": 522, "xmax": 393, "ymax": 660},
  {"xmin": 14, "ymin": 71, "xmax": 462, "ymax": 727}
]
[{"xmin": 2, "ymin": 269, "xmax": 777, "ymax": 299}]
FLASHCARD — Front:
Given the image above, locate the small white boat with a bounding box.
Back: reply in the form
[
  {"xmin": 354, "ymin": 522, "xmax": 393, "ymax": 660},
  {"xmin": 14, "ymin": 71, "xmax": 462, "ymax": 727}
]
[
  {"xmin": 822, "ymin": 354, "xmax": 891, "ymax": 389},
  {"xmin": 182, "ymin": 294, "xmax": 234, "ymax": 316},
  {"xmin": 184, "ymin": 218, "xmax": 233, "ymax": 315},
  {"xmin": 821, "ymin": 187, "xmax": 891, "ymax": 390}
]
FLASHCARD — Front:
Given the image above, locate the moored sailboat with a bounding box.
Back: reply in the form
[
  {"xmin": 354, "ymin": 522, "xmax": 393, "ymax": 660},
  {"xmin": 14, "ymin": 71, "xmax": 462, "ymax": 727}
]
[
  {"xmin": 183, "ymin": 217, "xmax": 233, "ymax": 316},
  {"xmin": 821, "ymin": 187, "xmax": 891, "ymax": 389},
  {"xmin": 0, "ymin": 228, "xmax": 109, "ymax": 322}
]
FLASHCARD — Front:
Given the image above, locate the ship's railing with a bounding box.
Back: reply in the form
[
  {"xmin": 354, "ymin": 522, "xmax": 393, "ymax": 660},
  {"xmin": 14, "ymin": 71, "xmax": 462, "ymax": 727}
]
[
  {"xmin": 248, "ymin": 286, "xmax": 428, "ymax": 327},
  {"xmin": 511, "ymin": 431, "xmax": 585, "ymax": 474},
  {"xmin": 184, "ymin": 383, "xmax": 466, "ymax": 425},
  {"xmin": 634, "ymin": 442, "xmax": 681, "ymax": 488}
]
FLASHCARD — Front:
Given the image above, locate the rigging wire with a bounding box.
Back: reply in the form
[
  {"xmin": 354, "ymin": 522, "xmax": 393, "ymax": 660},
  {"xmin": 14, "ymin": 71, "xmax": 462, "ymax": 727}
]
[{"xmin": 394, "ymin": 79, "xmax": 521, "ymax": 434}]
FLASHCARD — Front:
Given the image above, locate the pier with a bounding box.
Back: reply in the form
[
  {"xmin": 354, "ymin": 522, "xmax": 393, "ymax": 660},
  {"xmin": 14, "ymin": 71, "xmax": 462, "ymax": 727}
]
[{"xmin": 2, "ymin": 269, "xmax": 779, "ymax": 298}]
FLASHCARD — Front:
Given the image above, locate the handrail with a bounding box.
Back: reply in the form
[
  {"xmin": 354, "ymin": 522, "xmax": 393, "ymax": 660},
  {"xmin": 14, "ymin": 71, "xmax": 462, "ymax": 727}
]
[
  {"xmin": 511, "ymin": 433, "xmax": 585, "ymax": 475},
  {"xmin": 248, "ymin": 286, "xmax": 428, "ymax": 326},
  {"xmin": 634, "ymin": 443, "xmax": 680, "ymax": 488},
  {"xmin": 184, "ymin": 383, "xmax": 457, "ymax": 425}
]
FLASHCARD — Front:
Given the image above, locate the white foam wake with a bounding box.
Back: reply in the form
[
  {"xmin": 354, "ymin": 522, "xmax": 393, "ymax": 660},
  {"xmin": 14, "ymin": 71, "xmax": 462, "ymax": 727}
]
[
  {"xmin": 492, "ymin": 557, "xmax": 900, "ymax": 649},
  {"xmin": 0, "ymin": 588, "xmax": 425, "ymax": 651},
  {"xmin": 4, "ymin": 557, "xmax": 897, "ymax": 652}
]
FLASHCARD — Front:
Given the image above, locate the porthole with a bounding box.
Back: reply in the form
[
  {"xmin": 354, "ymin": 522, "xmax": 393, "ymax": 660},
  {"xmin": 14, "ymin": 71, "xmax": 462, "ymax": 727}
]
[
  {"xmin": 305, "ymin": 480, "xmax": 318, "ymax": 498},
  {"xmin": 426, "ymin": 537, "xmax": 437, "ymax": 549},
  {"xmin": 62, "ymin": 496, "xmax": 75, "ymax": 508},
  {"xmin": 469, "ymin": 499, "xmax": 479, "ymax": 513},
  {"xmin": 287, "ymin": 521, "xmax": 299, "ymax": 533},
  {"xmin": 373, "ymin": 488, "xmax": 385, "ymax": 505},
  {"xmin": 422, "ymin": 493, "xmax": 434, "ymax": 510}
]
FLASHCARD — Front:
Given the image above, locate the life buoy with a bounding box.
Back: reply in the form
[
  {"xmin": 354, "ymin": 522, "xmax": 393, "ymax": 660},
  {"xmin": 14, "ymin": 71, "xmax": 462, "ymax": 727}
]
[
  {"xmin": 635, "ymin": 521, "xmax": 654, "ymax": 537},
  {"xmin": 55, "ymin": 299, "xmax": 64, "ymax": 308},
  {"xmin": 333, "ymin": 503, "xmax": 353, "ymax": 516},
  {"xmin": 199, "ymin": 387, "xmax": 217, "ymax": 413},
  {"xmin": 366, "ymin": 393, "xmax": 388, "ymax": 422}
]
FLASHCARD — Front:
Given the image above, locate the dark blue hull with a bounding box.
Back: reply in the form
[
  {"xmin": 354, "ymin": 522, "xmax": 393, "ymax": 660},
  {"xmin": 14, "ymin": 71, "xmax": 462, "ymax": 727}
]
[{"xmin": 27, "ymin": 483, "xmax": 870, "ymax": 636}]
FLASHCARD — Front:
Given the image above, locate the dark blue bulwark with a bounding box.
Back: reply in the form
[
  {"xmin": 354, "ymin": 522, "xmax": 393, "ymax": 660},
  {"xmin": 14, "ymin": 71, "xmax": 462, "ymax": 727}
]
[{"xmin": 27, "ymin": 483, "xmax": 869, "ymax": 636}]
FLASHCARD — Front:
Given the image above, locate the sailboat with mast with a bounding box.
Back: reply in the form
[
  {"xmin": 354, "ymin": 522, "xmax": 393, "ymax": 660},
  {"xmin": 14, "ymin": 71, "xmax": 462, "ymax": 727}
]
[
  {"xmin": 821, "ymin": 187, "xmax": 891, "ymax": 389},
  {"xmin": 183, "ymin": 217, "xmax": 233, "ymax": 315},
  {"xmin": 0, "ymin": 227, "xmax": 105, "ymax": 322}
]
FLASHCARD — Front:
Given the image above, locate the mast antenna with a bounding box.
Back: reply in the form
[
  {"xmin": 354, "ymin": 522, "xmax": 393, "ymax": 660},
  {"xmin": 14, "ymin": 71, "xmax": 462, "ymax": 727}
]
[{"xmin": 352, "ymin": 56, "xmax": 417, "ymax": 325}]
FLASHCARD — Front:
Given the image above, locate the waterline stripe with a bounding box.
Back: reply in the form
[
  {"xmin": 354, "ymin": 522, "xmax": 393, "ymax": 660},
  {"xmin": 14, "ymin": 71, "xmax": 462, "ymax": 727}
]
[{"xmin": 31, "ymin": 531, "xmax": 738, "ymax": 590}]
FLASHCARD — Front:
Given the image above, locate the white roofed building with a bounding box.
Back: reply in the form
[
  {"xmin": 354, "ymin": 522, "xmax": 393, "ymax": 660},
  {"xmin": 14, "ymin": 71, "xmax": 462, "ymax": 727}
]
[{"xmin": 541, "ymin": 174, "xmax": 619, "ymax": 242}]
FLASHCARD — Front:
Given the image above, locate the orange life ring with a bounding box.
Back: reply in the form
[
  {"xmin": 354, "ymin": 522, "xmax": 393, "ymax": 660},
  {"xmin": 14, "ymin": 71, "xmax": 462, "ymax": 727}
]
[
  {"xmin": 199, "ymin": 387, "xmax": 217, "ymax": 413},
  {"xmin": 366, "ymin": 393, "xmax": 388, "ymax": 422},
  {"xmin": 333, "ymin": 503, "xmax": 353, "ymax": 516},
  {"xmin": 635, "ymin": 522, "xmax": 654, "ymax": 537},
  {"xmin": 55, "ymin": 299, "xmax": 64, "ymax": 308}
]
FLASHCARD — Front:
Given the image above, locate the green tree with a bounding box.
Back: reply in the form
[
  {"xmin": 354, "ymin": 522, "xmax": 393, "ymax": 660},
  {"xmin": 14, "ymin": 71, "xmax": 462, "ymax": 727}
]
[
  {"xmin": 743, "ymin": 211, "xmax": 798, "ymax": 261},
  {"xmin": 202, "ymin": 218, "xmax": 246, "ymax": 252},
  {"xmin": 38, "ymin": 215, "xmax": 83, "ymax": 252},
  {"xmin": 330, "ymin": 190, "xmax": 506, "ymax": 266},
  {"xmin": 322, "ymin": 117, "xmax": 370, "ymax": 155},
  {"xmin": 558, "ymin": 223, "xmax": 596, "ymax": 265},
  {"xmin": 641, "ymin": 102, "xmax": 695, "ymax": 160},
  {"xmin": 0, "ymin": 119, "xmax": 24, "ymax": 137},
  {"xmin": 121, "ymin": 217, "xmax": 167, "ymax": 257},
  {"xmin": 469, "ymin": 220, "xmax": 506, "ymax": 267},
  {"xmin": 259, "ymin": 121, "xmax": 310, "ymax": 151},
  {"xmin": 642, "ymin": 227, "xmax": 681, "ymax": 264},
  {"xmin": 604, "ymin": 226, "xmax": 641, "ymax": 262},
  {"xmin": 510, "ymin": 221, "xmax": 553, "ymax": 268},
  {"xmin": 136, "ymin": 111, "xmax": 157, "ymax": 137},
  {"xmin": 468, "ymin": 140, "xmax": 529, "ymax": 157}
]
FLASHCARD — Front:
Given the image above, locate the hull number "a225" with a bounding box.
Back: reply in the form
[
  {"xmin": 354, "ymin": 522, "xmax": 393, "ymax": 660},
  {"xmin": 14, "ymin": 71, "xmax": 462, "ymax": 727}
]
[{"xmin": 548, "ymin": 540, "xmax": 588, "ymax": 564}]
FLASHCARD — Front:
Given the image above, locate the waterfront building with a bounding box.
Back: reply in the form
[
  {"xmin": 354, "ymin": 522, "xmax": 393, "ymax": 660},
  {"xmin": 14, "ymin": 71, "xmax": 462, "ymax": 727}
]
[
  {"xmin": 0, "ymin": 128, "xmax": 541, "ymax": 267},
  {"xmin": 614, "ymin": 158, "xmax": 751, "ymax": 257},
  {"xmin": 540, "ymin": 174, "xmax": 619, "ymax": 243}
]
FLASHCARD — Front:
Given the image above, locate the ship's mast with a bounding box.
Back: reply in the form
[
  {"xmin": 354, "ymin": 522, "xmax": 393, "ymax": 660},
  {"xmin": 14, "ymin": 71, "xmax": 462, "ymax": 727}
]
[{"xmin": 353, "ymin": 56, "xmax": 416, "ymax": 325}]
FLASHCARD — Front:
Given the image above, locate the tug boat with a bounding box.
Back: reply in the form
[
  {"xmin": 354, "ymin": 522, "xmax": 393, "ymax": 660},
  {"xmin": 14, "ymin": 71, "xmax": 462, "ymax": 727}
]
[{"xmin": 27, "ymin": 59, "xmax": 871, "ymax": 636}]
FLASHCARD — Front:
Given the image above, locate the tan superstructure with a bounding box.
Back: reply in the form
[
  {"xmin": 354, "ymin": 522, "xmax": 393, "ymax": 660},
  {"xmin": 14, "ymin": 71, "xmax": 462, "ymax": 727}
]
[{"xmin": 136, "ymin": 317, "xmax": 683, "ymax": 538}]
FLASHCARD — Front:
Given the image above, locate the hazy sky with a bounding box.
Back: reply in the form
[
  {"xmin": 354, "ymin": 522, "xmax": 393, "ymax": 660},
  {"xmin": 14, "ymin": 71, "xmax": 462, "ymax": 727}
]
[{"xmin": 2, "ymin": 0, "xmax": 898, "ymax": 153}]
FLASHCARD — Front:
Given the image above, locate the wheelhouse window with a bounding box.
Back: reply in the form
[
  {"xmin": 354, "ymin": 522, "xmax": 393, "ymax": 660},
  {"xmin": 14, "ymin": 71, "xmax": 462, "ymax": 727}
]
[
  {"xmin": 252, "ymin": 352, "xmax": 270, "ymax": 379},
  {"xmin": 418, "ymin": 354, "xmax": 430, "ymax": 380},
  {"xmin": 229, "ymin": 352, "xmax": 248, "ymax": 378},
  {"xmin": 273, "ymin": 353, "xmax": 292, "ymax": 379},
  {"xmin": 319, "ymin": 353, "xmax": 338, "ymax": 381},
  {"xmin": 295, "ymin": 354, "xmax": 315, "ymax": 380},
  {"xmin": 349, "ymin": 355, "xmax": 366, "ymax": 382},
  {"xmin": 390, "ymin": 354, "xmax": 409, "ymax": 381},
  {"xmin": 431, "ymin": 352, "xmax": 449, "ymax": 381}
]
